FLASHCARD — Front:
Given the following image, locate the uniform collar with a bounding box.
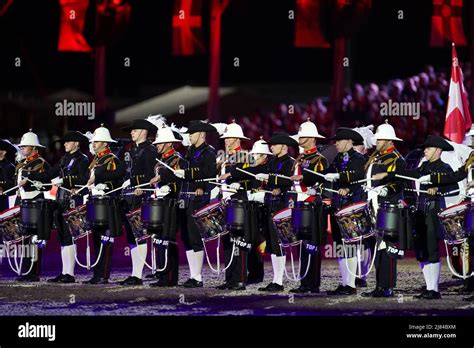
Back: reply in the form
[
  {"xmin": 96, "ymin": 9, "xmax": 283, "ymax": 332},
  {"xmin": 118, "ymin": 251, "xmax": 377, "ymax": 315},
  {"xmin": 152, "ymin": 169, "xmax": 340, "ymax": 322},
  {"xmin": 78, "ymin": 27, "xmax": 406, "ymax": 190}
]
[
  {"xmin": 379, "ymin": 146, "xmax": 395, "ymax": 155},
  {"xmin": 26, "ymin": 152, "xmax": 39, "ymax": 162},
  {"xmin": 304, "ymin": 147, "xmax": 317, "ymax": 155},
  {"xmin": 162, "ymin": 148, "xmax": 176, "ymax": 159},
  {"xmin": 96, "ymin": 148, "xmax": 111, "ymax": 158}
]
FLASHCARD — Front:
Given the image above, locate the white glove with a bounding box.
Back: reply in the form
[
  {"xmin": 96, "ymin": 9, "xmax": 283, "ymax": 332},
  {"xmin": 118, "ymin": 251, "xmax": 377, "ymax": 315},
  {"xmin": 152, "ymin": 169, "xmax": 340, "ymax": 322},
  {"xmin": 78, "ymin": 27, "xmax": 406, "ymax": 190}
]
[
  {"xmin": 229, "ymin": 182, "xmax": 241, "ymax": 191},
  {"xmin": 51, "ymin": 177, "xmax": 63, "ymax": 186},
  {"xmin": 256, "ymin": 173, "xmax": 269, "ymax": 181},
  {"xmin": 174, "ymin": 169, "xmax": 185, "ymax": 179},
  {"xmin": 306, "ymin": 188, "xmax": 317, "ymax": 196},
  {"xmin": 122, "ymin": 179, "xmax": 131, "ymax": 189},
  {"xmin": 418, "ymin": 174, "xmax": 431, "ymax": 184},
  {"xmin": 324, "ymin": 173, "xmax": 340, "ymax": 182},
  {"xmin": 378, "ymin": 187, "xmax": 388, "ymax": 197},
  {"xmin": 95, "ymin": 183, "xmax": 107, "ymax": 191},
  {"xmin": 32, "ymin": 181, "xmax": 43, "ymax": 190},
  {"xmin": 160, "ymin": 185, "xmax": 171, "ymax": 194}
]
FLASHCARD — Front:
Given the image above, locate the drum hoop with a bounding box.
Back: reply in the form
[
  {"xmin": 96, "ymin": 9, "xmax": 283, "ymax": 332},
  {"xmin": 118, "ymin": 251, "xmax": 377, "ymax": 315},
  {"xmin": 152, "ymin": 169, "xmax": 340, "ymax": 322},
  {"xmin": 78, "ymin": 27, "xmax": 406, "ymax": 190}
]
[
  {"xmin": 438, "ymin": 201, "xmax": 470, "ymax": 218},
  {"xmin": 0, "ymin": 206, "xmax": 21, "ymax": 220},
  {"xmin": 272, "ymin": 207, "xmax": 291, "ymax": 220},
  {"xmin": 193, "ymin": 201, "xmax": 222, "ymax": 216},
  {"xmin": 335, "ymin": 201, "xmax": 367, "ymax": 216}
]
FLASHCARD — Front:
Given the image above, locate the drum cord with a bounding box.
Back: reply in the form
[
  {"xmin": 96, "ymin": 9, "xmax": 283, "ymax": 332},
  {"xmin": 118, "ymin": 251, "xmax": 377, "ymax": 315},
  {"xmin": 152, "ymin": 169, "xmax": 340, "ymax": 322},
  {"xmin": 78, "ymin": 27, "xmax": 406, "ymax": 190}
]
[
  {"xmin": 342, "ymin": 235, "xmax": 378, "ymax": 279},
  {"xmin": 444, "ymin": 239, "xmax": 474, "ymax": 279},
  {"xmin": 73, "ymin": 232, "xmax": 103, "ymax": 270},
  {"xmin": 135, "ymin": 238, "xmax": 169, "ymax": 273},
  {"xmin": 202, "ymin": 234, "xmax": 236, "ymax": 273},
  {"xmin": 281, "ymin": 242, "xmax": 311, "ymax": 282},
  {"xmin": 5, "ymin": 237, "xmax": 36, "ymax": 276}
]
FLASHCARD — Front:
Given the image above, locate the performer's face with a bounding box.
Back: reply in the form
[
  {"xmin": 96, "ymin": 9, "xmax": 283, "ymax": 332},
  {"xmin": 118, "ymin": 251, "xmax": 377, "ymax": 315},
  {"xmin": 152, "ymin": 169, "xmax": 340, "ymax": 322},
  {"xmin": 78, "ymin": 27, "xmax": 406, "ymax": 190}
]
[
  {"xmin": 424, "ymin": 147, "xmax": 441, "ymax": 162},
  {"xmin": 156, "ymin": 142, "xmax": 171, "ymax": 154},
  {"xmin": 20, "ymin": 146, "xmax": 34, "ymax": 157},
  {"xmin": 131, "ymin": 129, "xmax": 147, "ymax": 143},
  {"xmin": 92, "ymin": 141, "xmax": 107, "ymax": 153},
  {"xmin": 252, "ymin": 153, "xmax": 267, "ymax": 165},
  {"xmin": 224, "ymin": 137, "xmax": 240, "ymax": 150},
  {"xmin": 298, "ymin": 137, "xmax": 315, "ymax": 149},
  {"xmin": 375, "ymin": 140, "xmax": 391, "ymax": 152},
  {"xmin": 0, "ymin": 150, "xmax": 5, "ymax": 160},
  {"xmin": 189, "ymin": 132, "xmax": 203, "ymax": 145},
  {"xmin": 271, "ymin": 144, "xmax": 287, "ymax": 157},
  {"xmin": 335, "ymin": 139, "xmax": 353, "ymax": 153},
  {"xmin": 64, "ymin": 141, "xmax": 79, "ymax": 153}
]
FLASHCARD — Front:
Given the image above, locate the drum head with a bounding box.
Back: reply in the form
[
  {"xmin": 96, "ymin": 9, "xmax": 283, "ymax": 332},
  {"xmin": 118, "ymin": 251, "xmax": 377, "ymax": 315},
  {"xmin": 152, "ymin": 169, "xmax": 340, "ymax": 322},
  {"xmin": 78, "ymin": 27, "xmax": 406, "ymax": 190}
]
[
  {"xmin": 0, "ymin": 206, "xmax": 20, "ymax": 220},
  {"xmin": 335, "ymin": 202, "xmax": 367, "ymax": 217},
  {"xmin": 193, "ymin": 201, "xmax": 221, "ymax": 217},
  {"xmin": 438, "ymin": 202, "xmax": 469, "ymax": 218},
  {"xmin": 273, "ymin": 208, "xmax": 291, "ymax": 221}
]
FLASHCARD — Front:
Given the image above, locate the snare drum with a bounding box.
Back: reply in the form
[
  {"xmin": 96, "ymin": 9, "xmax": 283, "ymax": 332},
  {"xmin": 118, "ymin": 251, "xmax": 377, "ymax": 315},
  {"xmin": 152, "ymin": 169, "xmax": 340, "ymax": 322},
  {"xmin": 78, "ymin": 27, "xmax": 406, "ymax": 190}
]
[
  {"xmin": 335, "ymin": 202, "xmax": 373, "ymax": 242},
  {"xmin": 126, "ymin": 207, "xmax": 148, "ymax": 242},
  {"xmin": 86, "ymin": 196, "xmax": 110, "ymax": 228},
  {"xmin": 192, "ymin": 201, "xmax": 227, "ymax": 241},
  {"xmin": 63, "ymin": 205, "xmax": 88, "ymax": 240},
  {"xmin": 0, "ymin": 206, "xmax": 22, "ymax": 243},
  {"xmin": 272, "ymin": 208, "xmax": 297, "ymax": 246},
  {"xmin": 141, "ymin": 198, "xmax": 165, "ymax": 230},
  {"xmin": 438, "ymin": 202, "xmax": 471, "ymax": 242}
]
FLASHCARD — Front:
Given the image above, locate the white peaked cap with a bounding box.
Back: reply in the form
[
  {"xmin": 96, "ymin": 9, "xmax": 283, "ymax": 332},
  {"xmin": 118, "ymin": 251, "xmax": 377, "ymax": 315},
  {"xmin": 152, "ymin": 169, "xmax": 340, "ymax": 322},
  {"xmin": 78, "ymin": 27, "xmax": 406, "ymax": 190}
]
[
  {"xmin": 18, "ymin": 130, "xmax": 45, "ymax": 148},
  {"xmin": 90, "ymin": 125, "xmax": 117, "ymax": 143},
  {"xmin": 220, "ymin": 121, "xmax": 250, "ymax": 140},
  {"xmin": 153, "ymin": 126, "xmax": 182, "ymax": 144},
  {"xmin": 373, "ymin": 121, "xmax": 402, "ymax": 141},
  {"xmin": 297, "ymin": 119, "xmax": 325, "ymax": 139}
]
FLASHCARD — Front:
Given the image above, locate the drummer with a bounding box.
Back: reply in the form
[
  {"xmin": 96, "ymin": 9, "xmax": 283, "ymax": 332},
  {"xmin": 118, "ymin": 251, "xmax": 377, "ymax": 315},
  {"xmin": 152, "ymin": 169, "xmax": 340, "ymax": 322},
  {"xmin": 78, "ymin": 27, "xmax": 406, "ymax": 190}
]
[
  {"xmin": 289, "ymin": 119, "xmax": 328, "ymax": 294},
  {"xmin": 16, "ymin": 130, "xmax": 51, "ymax": 282},
  {"xmin": 0, "ymin": 139, "xmax": 16, "ymax": 212},
  {"xmin": 235, "ymin": 137, "xmax": 272, "ymax": 284},
  {"xmin": 257, "ymin": 133, "xmax": 298, "ymax": 292},
  {"xmin": 360, "ymin": 121, "xmax": 407, "ymax": 298},
  {"xmin": 148, "ymin": 126, "xmax": 187, "ymax": 287},
  {"xmin": 173, "ymin": 120, "xmax": 217, "ymax": 288},
  {"xmin": 27, "ymin": 131, "xmax": 89, "ymax": 284},
  {"xmin": 119, "ymin": 119, "xmax": 158, "ymax": 286},
  {"xmin": 215, "ymin": 121, "xmax": 252, "ymax": 291},
  {"xmin": 323, "ymin": 128, "xmax": 367, "ymax": 296},
  {"xmin": 83, "ymin": 125, "xmax": 126, "ymax": 284},
  {"xmin": 379, "ymin": 135, "xmax": 456, "ymax": 299}
]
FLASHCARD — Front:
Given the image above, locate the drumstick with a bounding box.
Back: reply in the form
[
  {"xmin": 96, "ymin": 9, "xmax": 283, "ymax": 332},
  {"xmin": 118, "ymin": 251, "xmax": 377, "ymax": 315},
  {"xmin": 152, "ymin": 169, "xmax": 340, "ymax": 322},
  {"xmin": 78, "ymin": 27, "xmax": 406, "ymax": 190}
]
[
  {"xmin": 196, "ymin": 177, "xmax": 220, "ymax": 182},
  {"xmin": 269, "ymin": 173, "xmax": 293, "ymax": 180},
  {"xmin": 303, "ymin": 168, "xmax": 326, "ymax": 178},
  {"xmin": 26, "ymin": 178, "xmax": 54, "ymax": 187},
  {"xmin": 180, "ymin": 191, "xmax": 197, "ymax": 195},
  {"xmin": 74, "ymin": 185, "xmax": 91, "ymax": 195},
  {"xmin": 236, "ymin": 167, "xmax": 257, "ymax": 178},
  {"xmin": 395, "ymin": 174, "xmax": 432, "ymax": 184},
  {"xmin": 254, "ymin": 189, "xmax": 273, "ymax": 194},
  {"xmin": 404, "ymin": 188, "xmax": 430, "ymax": 194},
  {"xmin": 351, "ymin": 178, "xmax": 370, "ymax": 184},
  {"xmin": 156, "ymin": 158, "xmax": 176, "ymax": 173},
  {"xmin": 2, "ymin": 184, "xmax": 21, "ymax": 195},
  {"xmin": 59, "ymin": 186, "xmax": 72, "ymax": 193},
  {"xmin": 323, "ymin": 187, "xmax": 352, "ymax": 196},
  {"xmin": 131, "ymin": 182, "xmax": 153, "ymax": 189}
]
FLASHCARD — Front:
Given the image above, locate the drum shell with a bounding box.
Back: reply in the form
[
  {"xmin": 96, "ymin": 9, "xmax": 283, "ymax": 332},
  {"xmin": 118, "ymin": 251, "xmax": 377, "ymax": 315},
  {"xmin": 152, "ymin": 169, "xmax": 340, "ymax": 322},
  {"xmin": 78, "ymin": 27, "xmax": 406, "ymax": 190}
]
[
  {"xmin": 376, "ymin": 204, "xmax": 399, "ymax": 238},
  {"xmin": 464, "ymin": 204, "xmax": 474, "ymax": 234},
  {"xmin": 226, "ymin": 199, "xmax": 246, "ymax": 231},
  {"xmin": 20, "ymin": 200, "xmax": 41, "ymax": 229},
  {"xmin": 141, "ymin": 198, "xmax": 165, "ymax": 230},
  {"xmin": 291, "ymin": 201, "xmax": 314, "ymax": 234},
  {"xmin": 86, "ymin": 197, "xmax": 110, "ymax": 228},
  {"xmin": 20, "ymin": 200, "xmax": 54, "ymax": 240}
]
